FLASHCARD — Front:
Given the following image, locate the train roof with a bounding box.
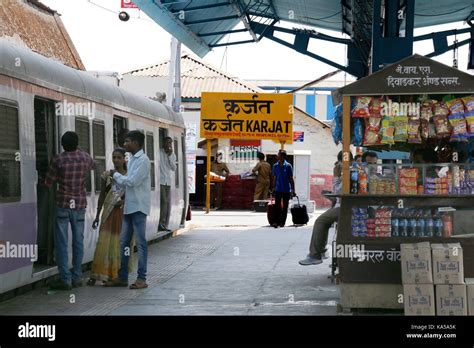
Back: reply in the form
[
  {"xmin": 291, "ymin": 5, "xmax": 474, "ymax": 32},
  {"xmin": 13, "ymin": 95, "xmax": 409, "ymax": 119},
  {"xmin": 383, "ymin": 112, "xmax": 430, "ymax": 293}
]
[{"xmin": 0, "ymin": 38, "xmax": 184, "ymax": 127}]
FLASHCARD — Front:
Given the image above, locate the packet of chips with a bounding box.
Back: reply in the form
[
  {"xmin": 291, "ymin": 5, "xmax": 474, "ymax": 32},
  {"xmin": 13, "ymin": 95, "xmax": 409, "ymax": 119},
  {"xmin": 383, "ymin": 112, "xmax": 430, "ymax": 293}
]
[
  {"xmin": 462, "ymin": 95, "xmax": 474, "ymax": 113},
  {"xmin": 433, "ymin": 102, "xmax": 451, "ymax": 138},
  {"xmin": 448, "ymin": 113, "xmax": 468, "ymax": 142},
  {"xmin": 394, "ymin": 115, "xmax": 408, "ymax": 142},
  {"xmin": 420, "ymin": 100, "xmax": 434, "ymax": 122},
  {"xmin": 370, "ymin": 96, "xmax": 384, "ymax": 116},
  {"xmin": 420, "ymin": 119, "xmax": 430, "ymax": 140},
  {"xmin": 381, "ymin": 118, "xmax": 395, "ymax": 145},
  {"xmin": 407, "ymin": 119, "xmax": 421, "ymax": 144},
  {"xmin": 364, "ymin": 126, "xmax": 381, "ymax": 146},
  {"xmin": 446, "ymin": 98, "xmax": 465, "ymax": 116},
  {"xmin": 353, "ymin": 118, "xmax": 364, "ymax": 146},
  {"xmin": 352, "ymin": 96, "xmax": 371, "ymax": 118}
]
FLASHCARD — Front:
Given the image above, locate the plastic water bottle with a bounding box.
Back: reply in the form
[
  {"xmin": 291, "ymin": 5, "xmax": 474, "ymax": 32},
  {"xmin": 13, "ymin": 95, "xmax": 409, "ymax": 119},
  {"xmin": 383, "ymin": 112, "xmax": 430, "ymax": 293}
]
[
  {"xmin": 399, "ymin": 218, "xmax": 408, "ymax": 237},
  {"xmin": 391, "ymin": 217, "xmax": 399, "ymax": 237},
  {"xmin": 409, "ymin": 218, "xmax": 417, "ymax": 237},
  {"xmin": 417, "ymin": 218, "xmax": 426, "ymax": 237},
  {"xmin": 434, "ymin": 218, "xmax": 443, "ymax": 237},
  {"xmin": 426, "ymin": 218, "xmax": 434, "ymax": 238}
]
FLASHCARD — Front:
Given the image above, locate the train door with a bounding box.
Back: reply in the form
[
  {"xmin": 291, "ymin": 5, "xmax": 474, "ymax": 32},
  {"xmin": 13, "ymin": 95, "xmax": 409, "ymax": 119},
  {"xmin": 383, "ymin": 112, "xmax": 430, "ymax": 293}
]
[{"xmin": 34, "ymin": 98, "xmax": 57, "ymax": 268}]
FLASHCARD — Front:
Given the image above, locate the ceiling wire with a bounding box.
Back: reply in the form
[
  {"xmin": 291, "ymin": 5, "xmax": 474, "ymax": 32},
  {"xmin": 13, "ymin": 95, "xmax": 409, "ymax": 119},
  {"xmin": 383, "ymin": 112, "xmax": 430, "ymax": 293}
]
[
  {"xmin": 86, "ymin": 0, "xmax": 154, "ymax": 23},
  {"xmin": 415, "ymin": 6, "xmax": 470, "ymax": 17}
]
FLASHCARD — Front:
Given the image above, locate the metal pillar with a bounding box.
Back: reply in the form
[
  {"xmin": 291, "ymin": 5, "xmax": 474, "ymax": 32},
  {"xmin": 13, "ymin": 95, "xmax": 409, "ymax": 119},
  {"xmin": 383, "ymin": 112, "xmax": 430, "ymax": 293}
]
[
  {"xmin": 371, "ymin": 0, "xmax": 415, "ymax": 73},
  {"xmin": 167, "ymin": 36, "xmax": 181, "ymax": 112}
]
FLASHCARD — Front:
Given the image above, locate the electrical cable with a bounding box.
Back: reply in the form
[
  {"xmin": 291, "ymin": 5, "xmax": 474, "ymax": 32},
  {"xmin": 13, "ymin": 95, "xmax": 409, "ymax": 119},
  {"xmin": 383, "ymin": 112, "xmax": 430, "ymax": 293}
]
[{"xmin": 415, "ymin": 6, "xmax": 470, "ymax": 17}]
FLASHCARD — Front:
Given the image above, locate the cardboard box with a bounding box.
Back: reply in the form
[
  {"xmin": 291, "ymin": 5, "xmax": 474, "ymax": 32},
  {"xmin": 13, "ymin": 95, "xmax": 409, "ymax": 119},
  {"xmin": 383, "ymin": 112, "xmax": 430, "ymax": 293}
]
[
  {"xmin": 466, "ymin": 278, "xmax": 474, "ymax": 316},
  {"xmin": 404, "ymin": 284, "xmax": 435, "ymax": 316},
  {"xmin": 400, "ymin": 242, "xmax": 433, "ymax": 284},
  {"xmin": 435, "ymin": 284, "xmax": 467, "ymax": 316},
  {"xmin": 431, "ymin": 243, "xmax": 464, "ymax": 284}
]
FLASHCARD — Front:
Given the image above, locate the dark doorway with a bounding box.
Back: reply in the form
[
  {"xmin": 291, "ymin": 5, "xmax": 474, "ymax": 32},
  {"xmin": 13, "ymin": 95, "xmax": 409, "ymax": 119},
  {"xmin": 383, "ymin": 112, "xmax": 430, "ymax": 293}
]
[{"xmin": 34, "ymin": 98, "xmax": 57, "ymax": 268}]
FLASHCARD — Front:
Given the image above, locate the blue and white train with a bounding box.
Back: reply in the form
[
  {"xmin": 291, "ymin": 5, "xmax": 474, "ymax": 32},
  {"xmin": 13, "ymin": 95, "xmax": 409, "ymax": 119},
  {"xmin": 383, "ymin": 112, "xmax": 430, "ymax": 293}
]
[{"xmin": 0, "ymin": 39, "xmax": 188, "ymax": 296}]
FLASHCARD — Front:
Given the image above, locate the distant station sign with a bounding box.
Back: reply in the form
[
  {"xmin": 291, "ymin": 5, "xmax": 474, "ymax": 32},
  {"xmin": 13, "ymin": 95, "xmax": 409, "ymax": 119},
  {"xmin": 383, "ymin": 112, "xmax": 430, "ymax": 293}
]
[
  {"xmin": 293, "ymin": 131, "xmax": 304, "ymax": 142},
  {"xmin": 201, "ymin": 92, "xmax": 293, "ymax": 143},
  {"xmin": 121, "ymin": 0, "xmax": 138, "ymax": 8}
]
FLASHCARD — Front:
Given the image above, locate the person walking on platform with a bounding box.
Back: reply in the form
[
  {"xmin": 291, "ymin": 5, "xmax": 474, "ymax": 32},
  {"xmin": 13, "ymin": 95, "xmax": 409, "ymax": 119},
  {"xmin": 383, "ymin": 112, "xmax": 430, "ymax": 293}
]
[
  {"xmin": 159, "ymin": 136, "xmax": 176, "ymax": 231},
  {"xmin": 104, "ymin": 131, "xmax": 151, "ymax": 289},
  {"xmin": 252, "ymin": 152, "xmax": 271, "ymax": 200},
  {"xmin": 44, "ymin": 131, "xmax": 96, "ymax": 290},
  {"xmin": 271, "ymin": 150, "xmax": 296, "ymax": 228},
  {"xmin": 211, "ymin": 152, "xmax": 230, "ymax": 210},
  {"xmin": 88, "ymin": 148, "xmax": 135, "ymax": 286}
]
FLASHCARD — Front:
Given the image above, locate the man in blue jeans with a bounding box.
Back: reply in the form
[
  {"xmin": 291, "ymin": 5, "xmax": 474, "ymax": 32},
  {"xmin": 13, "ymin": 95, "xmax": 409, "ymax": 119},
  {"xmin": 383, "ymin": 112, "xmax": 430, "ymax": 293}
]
[
  {"xmin": 271, "ymin": 150, "xmax": 296, "ymax": 228},
  {"xmin": 105, "ymin": 130, "xmax": 151, "ymax": 289},
  {"xmin": 44, "ymin": 131, "xmax": 96, "ymax": 290}
]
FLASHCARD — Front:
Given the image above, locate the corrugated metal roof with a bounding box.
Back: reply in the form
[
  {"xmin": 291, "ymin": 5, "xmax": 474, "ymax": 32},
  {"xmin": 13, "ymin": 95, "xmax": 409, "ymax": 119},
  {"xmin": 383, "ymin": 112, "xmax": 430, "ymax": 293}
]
[
  {"xmin": 133, "ymin": 0, "xmax": 474, "ymax": 58},
  {"xmin": 0, "ymin": 0, "xmax": 85, "ymax": 70},
  {"xmin": 124, "ymin": 52, "xmax": 262, "ymax": 99}
]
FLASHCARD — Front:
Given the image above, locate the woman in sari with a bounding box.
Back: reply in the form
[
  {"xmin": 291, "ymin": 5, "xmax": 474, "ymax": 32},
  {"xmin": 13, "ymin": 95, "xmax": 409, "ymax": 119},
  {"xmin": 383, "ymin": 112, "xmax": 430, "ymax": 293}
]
[{"xmin": 87, "ymin": 148, "xmax": 134, "ymax": 285}]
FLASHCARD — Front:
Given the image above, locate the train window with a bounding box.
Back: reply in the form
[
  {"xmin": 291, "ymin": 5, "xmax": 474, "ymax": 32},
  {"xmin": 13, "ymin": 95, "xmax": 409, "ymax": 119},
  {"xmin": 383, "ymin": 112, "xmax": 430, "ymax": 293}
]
[
  {"xmin": 113, "ymin": 116, "xmax": 128, "ymax": 148},
  {"xmin": 174, "ymin": 137, "xmax": 179, "ymax": 188},
  {"xmin": 93, "ymin": 121, "xmax": 106, "ymax": 193},
  {"xmin": 145, "ymin": 133, "xmax": 155, "ymax": 190},
  {"xmin": 0, "ymin": 102, "xmax": 21, "ymax": 202},
  {"xmin": 75, "ymin": 118, "xmax": 92, "ymax": 193}
]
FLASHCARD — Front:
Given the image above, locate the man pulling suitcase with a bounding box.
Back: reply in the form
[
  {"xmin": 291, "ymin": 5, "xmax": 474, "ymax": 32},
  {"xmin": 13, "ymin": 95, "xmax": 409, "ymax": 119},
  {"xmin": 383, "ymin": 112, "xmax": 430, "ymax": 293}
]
[{"xmin": 270, "ymin": 150, "xmax": 296, "ymax": 228}]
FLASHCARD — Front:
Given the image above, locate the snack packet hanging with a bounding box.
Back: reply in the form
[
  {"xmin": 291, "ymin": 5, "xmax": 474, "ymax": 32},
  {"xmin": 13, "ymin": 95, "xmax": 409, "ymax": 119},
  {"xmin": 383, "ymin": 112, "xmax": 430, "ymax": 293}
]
[
  {"xmin": 368, "ymin": 114, "xmax": 382, "ymax": 128},
  {"xmin": 446, "ymin": 98, "xmax": 465, "ymax": 116},
  {"xmin": 370, "ymin": 97, "xmax": 384, "ymax": 116},
  {"xmin": 353, "ymin": 118, "xmax": 363, "ymax": 146},
  {"xmin": 420, "ymin": 100, "xmax": 434, "ymax": 122},
  {"xmin": 448, "ymin": 113, "xmax": 468, "ymax": 142},
  {"xmin": 393, "ymin": 115, "xmax": 408, "ymax": 142},
  {"xmin": 352, "ymin": 96, "xmax": 371, "ymax": 118},
  {"xmin": 407, "ymin": 119, "xmax": 421, "ymax": 144},
  {"xmin": 381, "ymin": 118, "xmax": 395, "ymax": 145},
  {"xmin": 465, "ymin": 110, "xmax": 474, "ymax": 136},
  {"xmin": 462, "ymin": 95, "xmax": 474, "ymax": 113},
  {"xmin": 364, "ymin": 125, "xmax": 381, "ymax": 146},
  {"xmin": 420, "ymin": 120, "xmax": 430, "ymax": 140},
  {"xmin": 433, "ymin": 102, "xmax": 451, "ymax": 138}
]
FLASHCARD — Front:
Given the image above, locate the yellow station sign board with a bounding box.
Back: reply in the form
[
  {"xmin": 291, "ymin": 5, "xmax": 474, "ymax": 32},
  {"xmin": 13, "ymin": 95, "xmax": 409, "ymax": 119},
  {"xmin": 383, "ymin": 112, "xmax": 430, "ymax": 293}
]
[{"xmin": 200, "ymin": 92, "xmax": 293, "ymax": 143}]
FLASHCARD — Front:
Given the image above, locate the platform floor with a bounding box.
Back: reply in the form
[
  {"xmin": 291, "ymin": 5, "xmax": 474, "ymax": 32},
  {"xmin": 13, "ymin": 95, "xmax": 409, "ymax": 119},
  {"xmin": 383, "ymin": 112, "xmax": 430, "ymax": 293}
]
[{"xmin": 0, "ymin": 210, "xmax": 341, "ymax": 315}]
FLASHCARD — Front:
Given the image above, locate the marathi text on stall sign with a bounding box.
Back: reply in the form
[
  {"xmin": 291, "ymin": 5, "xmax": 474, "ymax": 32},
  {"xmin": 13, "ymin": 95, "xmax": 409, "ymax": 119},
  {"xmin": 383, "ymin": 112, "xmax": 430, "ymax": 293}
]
[{"xmin": 200, "ymin": 92, "xmax": 293, "ymax": 142}]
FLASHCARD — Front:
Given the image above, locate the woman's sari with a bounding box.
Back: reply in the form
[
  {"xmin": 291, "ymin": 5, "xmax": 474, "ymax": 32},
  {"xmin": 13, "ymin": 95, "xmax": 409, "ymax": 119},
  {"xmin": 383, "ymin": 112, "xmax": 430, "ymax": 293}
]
[{"xmin": 90, "ymin": 175, "xmax": 135, "ymax": 281}]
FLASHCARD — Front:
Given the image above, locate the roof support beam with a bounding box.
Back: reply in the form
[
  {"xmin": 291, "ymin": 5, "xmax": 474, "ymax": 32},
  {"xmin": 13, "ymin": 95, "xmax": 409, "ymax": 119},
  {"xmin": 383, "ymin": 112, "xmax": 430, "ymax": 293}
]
[
  {"xmin": 169, "ymin": 2, "xmax": 230, "ymax": 13},
  {"xmin": 198, "ymin": 28, "xmax": 249, "ymax": 37},
  {"xmin": 231, "ymin": 0, "xmax": 259, "ymax": 42},
  {"xmin": 209, "ymin": 39, "xmax": 255, "ymax": 47},
  {"xmin": 184, "ymin": 15, "xmax": 239, "ymax": 25}
]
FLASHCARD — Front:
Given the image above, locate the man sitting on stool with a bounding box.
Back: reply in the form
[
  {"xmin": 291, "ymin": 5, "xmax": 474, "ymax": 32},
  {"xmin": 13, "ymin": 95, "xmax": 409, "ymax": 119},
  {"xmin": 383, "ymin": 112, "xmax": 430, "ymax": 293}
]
[{"xmin": 298, "ymin": 151, "xmax": 378, "ymax": 265}]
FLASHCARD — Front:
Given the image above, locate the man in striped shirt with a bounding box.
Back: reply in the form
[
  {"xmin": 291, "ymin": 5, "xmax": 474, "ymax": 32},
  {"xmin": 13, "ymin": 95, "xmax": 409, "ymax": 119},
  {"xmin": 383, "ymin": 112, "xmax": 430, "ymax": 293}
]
[{"xmin": 44, "ymin": 131, "xmax": 95, "ymax": 290}]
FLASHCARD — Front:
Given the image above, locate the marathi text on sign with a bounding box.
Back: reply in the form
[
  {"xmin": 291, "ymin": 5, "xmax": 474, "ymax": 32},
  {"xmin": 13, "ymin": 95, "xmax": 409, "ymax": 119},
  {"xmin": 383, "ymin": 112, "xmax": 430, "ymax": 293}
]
[{"xmin": 201, "ymin": 92, "xmax": 293, "ymax": 142}]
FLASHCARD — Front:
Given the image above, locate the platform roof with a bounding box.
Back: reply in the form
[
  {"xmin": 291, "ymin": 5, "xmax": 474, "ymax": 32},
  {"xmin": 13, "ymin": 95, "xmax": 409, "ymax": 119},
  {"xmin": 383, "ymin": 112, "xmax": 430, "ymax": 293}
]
[{"xmin": 132, "ymin": 0, "xmax": 474, "ymax": 58}]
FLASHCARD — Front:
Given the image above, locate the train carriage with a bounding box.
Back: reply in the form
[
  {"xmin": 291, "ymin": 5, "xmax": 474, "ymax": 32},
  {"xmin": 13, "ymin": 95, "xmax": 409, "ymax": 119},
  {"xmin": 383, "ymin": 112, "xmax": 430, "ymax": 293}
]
[{"xmin": 0, "ymin": 38, "xmax": 188, "ymax": 295}]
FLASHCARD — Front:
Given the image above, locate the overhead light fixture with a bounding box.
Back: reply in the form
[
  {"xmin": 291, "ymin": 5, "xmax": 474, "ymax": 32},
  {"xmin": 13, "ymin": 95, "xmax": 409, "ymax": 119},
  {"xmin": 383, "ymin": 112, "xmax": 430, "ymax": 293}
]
[{"xmin": 119, "ymin": 11, "xmax": 130, "ymax": 21}]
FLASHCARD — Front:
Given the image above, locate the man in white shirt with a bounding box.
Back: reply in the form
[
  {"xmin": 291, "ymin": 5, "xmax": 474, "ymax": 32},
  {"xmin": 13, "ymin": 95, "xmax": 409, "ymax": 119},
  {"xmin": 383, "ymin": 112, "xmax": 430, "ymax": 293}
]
[
  {"xmin": 159, "ymin": 136, "xmax": 176, "ymax": 231},
  {"xmin": 104, "ymin": 130, "xmax": 151, "ymax": 289}
]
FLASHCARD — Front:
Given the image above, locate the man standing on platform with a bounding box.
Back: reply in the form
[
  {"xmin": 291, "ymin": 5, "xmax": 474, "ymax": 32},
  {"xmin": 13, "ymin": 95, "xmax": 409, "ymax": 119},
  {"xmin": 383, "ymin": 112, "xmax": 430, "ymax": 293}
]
[
  {"xmin": 252, "ymin": 152, "xmax": 271, "ymax": 200},
  {"xmin": 271, "ymin": 150, "xmax": 296, "ymax": 228},
  {"xmin": 44, "ymin": 131, "xmax": 95, "ymax": 290},
  {"xmin": 211, "ymin": 151, "xmax": 230, "ymax": 210}
]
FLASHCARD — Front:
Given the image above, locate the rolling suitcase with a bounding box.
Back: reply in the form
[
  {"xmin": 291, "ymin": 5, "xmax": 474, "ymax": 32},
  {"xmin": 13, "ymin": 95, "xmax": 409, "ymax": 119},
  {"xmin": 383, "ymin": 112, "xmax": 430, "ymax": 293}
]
[
  {"xmin": 291, "ymin": 195, "xmax": 309, "ymax": 225},
  {"xmin": 266, "ymin": 195, "xmax": 276, "ymax": 225}
]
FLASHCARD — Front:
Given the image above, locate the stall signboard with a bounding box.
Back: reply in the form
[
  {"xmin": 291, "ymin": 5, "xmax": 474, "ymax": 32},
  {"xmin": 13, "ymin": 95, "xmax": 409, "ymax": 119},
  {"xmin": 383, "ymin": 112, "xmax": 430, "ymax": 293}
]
[
  {"xmin": 201, "ymin": 92, "xmax": 293, "ymax": 143},
  {"xmin": 185, "ymin": 123, "xmax": 197, "ymax": 151}
]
